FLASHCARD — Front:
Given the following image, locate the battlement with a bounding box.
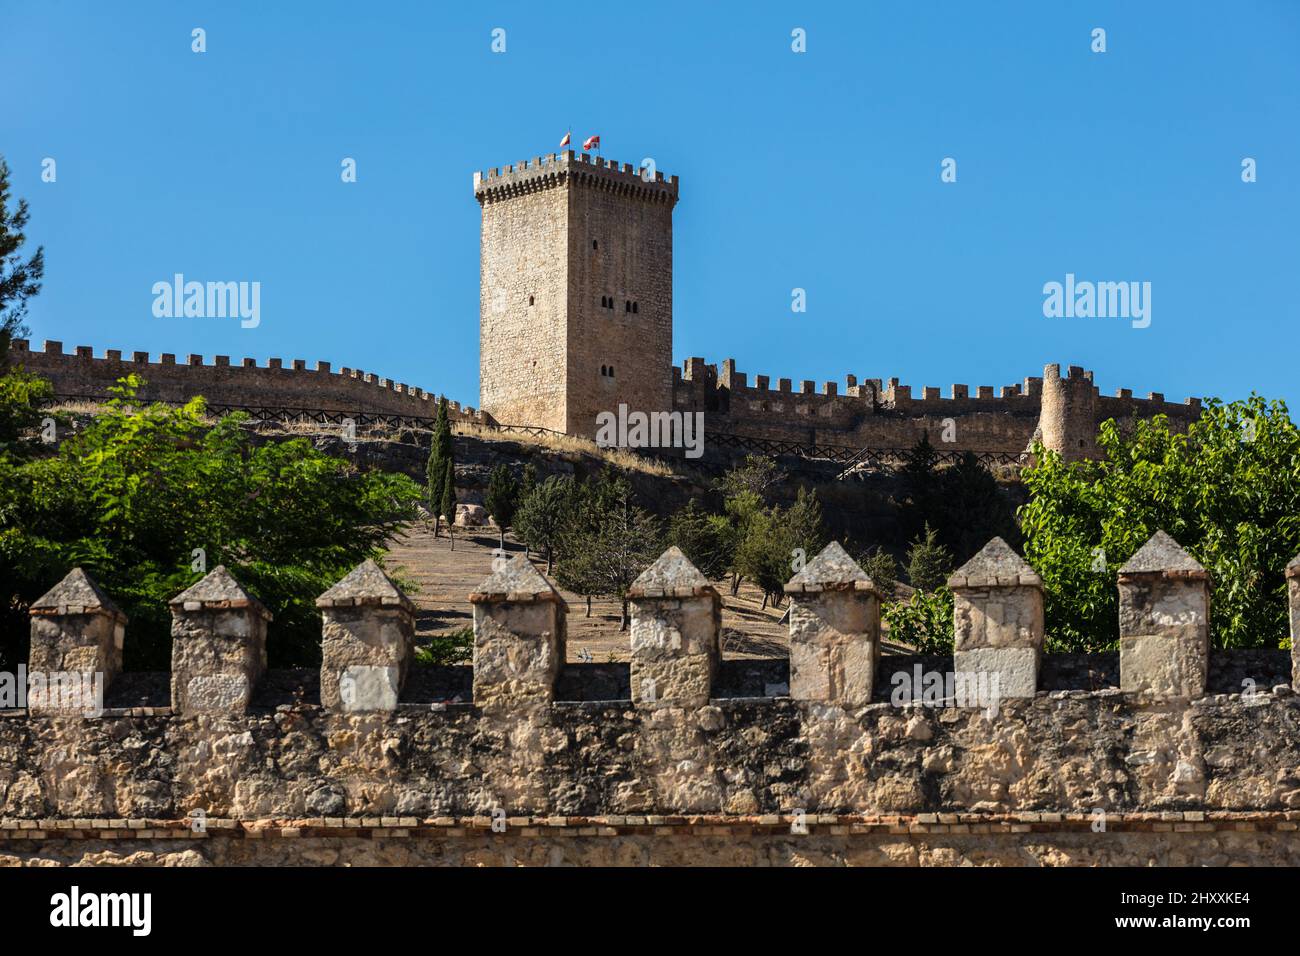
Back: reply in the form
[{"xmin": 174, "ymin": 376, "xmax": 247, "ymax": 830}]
[
  {"xmin": 673, "ymin": 356, "xmax": 1203, "ymax": 458},
  {"xmin": 677, "ymin": 356, "xmax": 1201, "ymax": 412},
  {"xmin": 473, "ymin": 150, "xmax": 679, "ymax": 205},
  {"xmin": 9, "ymin": 339, "xmax": 486, "ymax": 421},
  {"xmin": 5, "ymin": 537, "xmax": 1300, "ymax": 845}
]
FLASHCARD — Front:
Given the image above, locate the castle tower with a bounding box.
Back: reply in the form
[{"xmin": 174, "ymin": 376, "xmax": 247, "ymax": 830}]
[
  {"xmin": 474, "ymin": 151, "xmax": 679, "ymax": 437},
  {"xmin": 1039, "ymin": 363, "xmax": 1099, "ymax": 461}
]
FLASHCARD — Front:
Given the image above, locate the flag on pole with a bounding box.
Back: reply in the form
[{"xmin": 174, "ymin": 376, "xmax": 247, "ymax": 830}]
[
  {"xmin": 582, "ymin": 134, "xmax": 600, "ymax": 151},
  {"xmin": 559, "ymin": 130, "xmax": 571, "ymax": 148}
]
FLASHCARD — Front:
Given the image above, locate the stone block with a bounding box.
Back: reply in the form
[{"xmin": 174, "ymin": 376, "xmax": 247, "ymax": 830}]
[
  {"xmin": 317, "ymin": 559, "xmax": 415, "ymax": 713},
  {"xmin": 27, "ymin": 569, "xmax": 125, "ymax": 714},
  {"xmin": 628, "ymin": 547, "xmax": 720, "ymax": 708},
  {"xmin": 1117, "ymin": 531, "xmax": 1209, "ymax": 698},
  {"xmin": 784, "ymin": 542, "xmax": 881, "ymax": 707},
  {"xmin": 948, "ymin": 537, "xmax": 1043, "ymax": 699},
  {"xmin": 951, "ymin": 646, "xmax": 1036, "ymax": 699},
  {"xmin": 169, "ymin": 566, "xmax": 271, "ymax": 715},
  {"xmin": 455, "ymin": 503, "xmax": 490, "ymax": 528},
  {"xmin": 469, "ymin": 555, "xmax": 566, "ymax": 711}
]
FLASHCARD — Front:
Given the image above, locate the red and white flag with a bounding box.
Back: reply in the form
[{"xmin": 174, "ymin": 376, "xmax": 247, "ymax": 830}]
[
  {"xmin": 582, "ymin": 134, "xmax": 600, "ymax": 151},
  {"xmin": 559, "ymin": 130, "xmax": 571, "ymax": 148}
]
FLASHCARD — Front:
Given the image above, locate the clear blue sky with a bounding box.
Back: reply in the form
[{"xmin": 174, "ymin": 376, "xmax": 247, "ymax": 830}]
[{"xmin": 4, "ymin": 1, "xmax": 1297, "ymax": 410}]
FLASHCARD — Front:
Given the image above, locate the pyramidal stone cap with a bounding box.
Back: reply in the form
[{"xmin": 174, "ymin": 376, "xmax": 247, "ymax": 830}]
[
  {"xmin": 316, "ymin": 559, "xmax": 414, "ymax": 611},
  {"xmin": 627, "ymin": 546, "xmax": 716, "ymax": 599},
  {"xmin": 169, "ymin": 565, "xmax": 273, "ymax": 618},
  {"xmin": 1287, "ymin": 552, "xmax": 1300, "ymax": 581},
  {"xmin": 30, "ymin": 568, "xmax": 127, "ymax": 621},
  {"xmin": 948, "ymin": 537, "xmax": 1042, "ymax": 589},
  {"xmin": 1118, "ymin": 530, "xmax": 1207, "ymax": 580},
  {"xmin": 785, "ymin": 541, "xmax": 879, "ymax": 595},
  {"xmin": 470, "ymin": 554, "xmax": 565, "ymax": 605}
]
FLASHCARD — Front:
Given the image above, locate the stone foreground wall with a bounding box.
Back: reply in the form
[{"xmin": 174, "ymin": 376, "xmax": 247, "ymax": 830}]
[
  {"xmin": 2, "ymin": 689, "xmax": 1300, "ymax": 866},
  {"xmin": 9, "ymin": 535, "xmax": 1300, "ymax": 866},
  {"xmin": 4, "ymin": 819, "xmax": 1299, "ymax": 867},
  {"xmin": 5, "ymin": 690, "xmax": 1300, "ymax": 822}
]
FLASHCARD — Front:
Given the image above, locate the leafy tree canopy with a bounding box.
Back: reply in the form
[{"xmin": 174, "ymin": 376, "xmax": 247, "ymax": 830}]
[
  {"xmin": 0, "ymin": 375, "xmax": 421, "ymax": 668},
  {"xmin": 1020, "ymin": 397, "xmax": 1300, "ymax": 651}
]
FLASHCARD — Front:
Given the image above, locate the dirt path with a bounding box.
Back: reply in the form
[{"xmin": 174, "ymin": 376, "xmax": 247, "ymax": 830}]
[{"xmin": 382, "ymin": 526, "xmax": 791, "ymax": 662}]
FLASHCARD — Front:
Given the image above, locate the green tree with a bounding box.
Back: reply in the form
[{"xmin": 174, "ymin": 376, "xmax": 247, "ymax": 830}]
[
  {"xmin": 484, "ymin": 464, "xmax": 520, "ymax": 549},
  {"xmin": 717, "ymin": 456, "xmax": 783, "ymax": 595},
  {"xmin": 858, "ymin": 546, "xmax": 899, "ymax": 600},
  {"xmin": 899, "ymin": 432, "xmax": 940, "ymax": 540},
  {"xmin": 784, "ymin": 485, "xmax": 827, "ymax": 559},
  {"xmin": 733, "ymin": 487, "xmax": 827, "ymax": 608},
  {"xmin": 0, "ymin": 375, "xmax": 421, "ymax": 668},
  {"xmin": 883, "ymin": 587, "xmax": 954, "ymax": 653},
  {"xmin": 666, "ymin": 498, "xmax": 732, "ymax": 581},
  {"xmin": 556, "ymin": 476, "xmax": 661, "ymax": 629},
  {"xmin": 716, "ymin": 454, "xmax": 782, "ymax": 502},
  {"xmin": 1020, "ymin": 397, "xmax": 1300, "ymax": 651},
  {"xmin": 933, "ymin": 452, "xmax": 1021, "ymax": 564},
  {"xmin": 426, "ymin": 397, "xmax": 453, "ymax": 536},
  {"xmin": 906, "ymin": 523, "xmax": 953, "ymax": 593},
  {"xmin": 0, "ymin": 157, "xmax": 45, "ymax": 365},
  {"xmin": 721, "ymin": 489, "xmax": 761, "ymax": 595},
  {"xmin": 518, "ymin": 463, "xmax": 538, "ymax": 558},
  {"xmin": 0, "ymin": 366, "xmax": 51, "ymax": 446},
  {"xmin": 440, "ymin": 461, "xmax": 457, "ymax": 551},
  {"xmin": 514, "ymin": 475, "xmax": 575, "ymax": 573}
]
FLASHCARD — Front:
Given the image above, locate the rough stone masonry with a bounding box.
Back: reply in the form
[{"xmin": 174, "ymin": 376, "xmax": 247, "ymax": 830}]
[
  {"xmin": 5, "ymin": 535, "xmax": 1300, "ymax": 866},
  {"xmin": 10, "ymin": 151, "xmax": 1203, "ymax": 464}
]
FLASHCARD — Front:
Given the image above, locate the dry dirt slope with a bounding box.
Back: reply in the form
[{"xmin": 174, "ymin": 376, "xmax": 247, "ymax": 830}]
[{"xmin": 383, "ymin": 526, "xmax": 790, "ymax": 663}]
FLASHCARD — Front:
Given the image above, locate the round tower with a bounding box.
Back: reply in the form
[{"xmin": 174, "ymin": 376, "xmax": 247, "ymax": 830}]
[{"xmin": 1038, "ymin": 363, "xmax": 1099, "ymax": 461}]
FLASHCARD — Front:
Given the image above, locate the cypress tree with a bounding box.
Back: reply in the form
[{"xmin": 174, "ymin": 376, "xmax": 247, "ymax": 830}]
[
  {"xmin": 426, "ymin": 397, "xmax": 453, "ymax": 536},
  {"xmin": 484, "ymin": 464, "xmax": 520, "ymax": 550},
  {"xmin": 441, "ymin": 459, "xmax": 456, "ymax": 551}
]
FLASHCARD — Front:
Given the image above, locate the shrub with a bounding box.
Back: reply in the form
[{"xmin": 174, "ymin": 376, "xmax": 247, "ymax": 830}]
[
  {"xmin": 0, "ymin": 375, "xmax": 422, "ymax": 669},
  {"xmin": 1020, "ymin": 396, "xmax": 1300, "ymax": 651},
  {"xmin": 883, "ymin": 587, "xmax": 954, "ymax": 653}
]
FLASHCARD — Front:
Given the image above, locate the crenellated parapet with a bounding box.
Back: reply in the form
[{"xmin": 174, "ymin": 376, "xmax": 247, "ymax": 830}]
[
  {"xmin": 9, "ymin": 339, "xmax": 487, "ymax": 423},
  {"xmin": 5, "ymin": 534, "xmax": 1298, "ymax": 832},
  {"xmin": 674, "ymin": 356, "xmax": 1202, "ymax": 459},
  {"xmin": 474, "ymin": 150, "xmax": 679, "ymax": 207}
]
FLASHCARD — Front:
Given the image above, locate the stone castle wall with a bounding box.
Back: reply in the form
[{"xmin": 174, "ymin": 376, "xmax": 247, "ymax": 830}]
[
  {"xmin": 674, "ymin": 358, "xmax": 1203, "ymax": 456},
  {"xmin": 475, "ymin": 151, "xmax": 678, "ymax": 437},
  {"xmin": 6, "ymin": 534, "xmax": 1300, "ymax": 866},
  {"xmin": 15, "ymin": 334, "xmax": 1200, "ymax": 461},
  {"xmin": 476, "ymin": 162, "xmax": 571, "ymax": 432},
  {"xmin": 9, "ymin": 339, "xmax": 486, "ymax": 423}
]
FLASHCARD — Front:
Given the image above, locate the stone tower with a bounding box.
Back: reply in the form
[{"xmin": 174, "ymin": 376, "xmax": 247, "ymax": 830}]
[
  {"xmin": 1039, "ymin": 363, "xmax": 1099, "ymax": 461},
  {"xmin": 474, "ymin": 151, "xmax": 679, "ymax": 437}
]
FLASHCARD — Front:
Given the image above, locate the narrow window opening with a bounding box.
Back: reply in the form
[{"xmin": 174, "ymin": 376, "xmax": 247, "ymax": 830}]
[
  {"xmin": 593, "ymin": 239, "xmax": 598, "ymax": 250},
  {"xmin": 609, "ymin": 366, "xmax": 615, "ymax": 377},
  {"xmin": 632, "ymin": 302, "xmax": 639, "ymax": 314},
  {"xmin": 624, "ymin": 300, "xmax": 631, "ymax": 312},
  {"xmin": 528, "ymin": 295, "xmax": 535, "ymax": 306}
]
